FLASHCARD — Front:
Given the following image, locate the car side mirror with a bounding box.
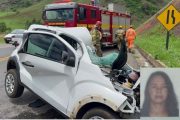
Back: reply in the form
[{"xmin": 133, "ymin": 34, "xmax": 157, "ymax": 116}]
[
  {"xmin": 12, "ymin": 41, "xmax": 19, "ymax": 47},
  {"xmin": 66, "ymin": 57, "xmax": 75, "ymax": 67}
]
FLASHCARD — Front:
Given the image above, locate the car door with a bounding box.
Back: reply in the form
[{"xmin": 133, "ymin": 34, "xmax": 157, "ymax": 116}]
[{"xmin": 18, "ymin": 32, "xmax": 78, "ymax": 114}]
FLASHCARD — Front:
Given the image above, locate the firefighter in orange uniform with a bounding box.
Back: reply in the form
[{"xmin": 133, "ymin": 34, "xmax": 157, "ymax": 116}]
[
  {"xmin": 90, "ymin": 21, "xmax": 103, "ymax": 57},
  {"xmin": 126, "ymin": 25, "xmax": 136, "ymax": 53}
]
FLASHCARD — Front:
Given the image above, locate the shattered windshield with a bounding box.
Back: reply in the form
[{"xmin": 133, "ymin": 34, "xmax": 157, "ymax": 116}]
[
  {"xmin": 45, "ymin": 9, "xmax": 74, "ymax": 22},
  {"xmin": 87, "ymin": 46, "xmax": 118, "ymax": 67}
]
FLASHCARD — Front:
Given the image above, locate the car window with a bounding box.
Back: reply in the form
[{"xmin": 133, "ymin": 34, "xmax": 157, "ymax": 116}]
[
  {"xmin": 47, "ymin": 37, "xmax": 75, "ymax": 65},
  {"xmin": 26, "ymin": 34, "xmax": 53, "ymax": 57},
  {"xmin": 60, "ymin": 34, "xmax": 83, "ymax": 57},
  {"xmin": 91, "ymin": 10, "xmax": 96, "ymax": 18},
  {"xmin": 60, "ymin": 34, "xmax": 77, "ymax": 50},
  {"xmin": 47, "ymin": 39, "xmax": 67, "ymax": 62},
  {"xmin": 25, "ymin": 33, "xmax": 75, "ymax": 65},
  {"xmin": 78, "ymin": 7, "xmax": 86, "ymax": 20}
]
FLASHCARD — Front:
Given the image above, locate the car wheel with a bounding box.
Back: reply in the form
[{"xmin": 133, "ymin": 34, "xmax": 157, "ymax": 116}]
[
  {"xmin": 5, "ymin": 69, "xmax": 24, "ymax": 98},
  {"xmin": 82, "ymin": 107, "xmax": 119, "ymax": 119}
]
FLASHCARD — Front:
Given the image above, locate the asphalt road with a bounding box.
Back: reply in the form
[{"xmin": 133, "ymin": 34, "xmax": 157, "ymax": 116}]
[
  {"xmin": 0, "ymin": 45, "xmax": 15, "ymax": 57},
  {"xmin": 0, "ymin": 44, "xmax": 143, "ymax": 119}
]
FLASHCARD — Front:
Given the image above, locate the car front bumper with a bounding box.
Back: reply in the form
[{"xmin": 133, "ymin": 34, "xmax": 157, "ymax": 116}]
[{"xmin": 4, "ymin": 37, "xmax": 12, "ymax": 43}]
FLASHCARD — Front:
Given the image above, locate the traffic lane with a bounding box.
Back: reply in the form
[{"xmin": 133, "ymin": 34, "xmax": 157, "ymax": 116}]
[
  {"xmin": 0, "ymin": 60, "xmax": 64, "ymax": 119},
  {"xmin": 0, "ymin": 44, "xmax": 15, "ymax": 57}
]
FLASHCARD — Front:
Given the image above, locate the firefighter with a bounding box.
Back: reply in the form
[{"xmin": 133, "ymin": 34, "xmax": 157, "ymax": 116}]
[
  {"xmin": 126, "ymin": 25, "xmax": 136, "ymax": 53},
  {"xmin": 90, "ymin": 21, "xmax": 103, "ymax": 57},
  {"xmin": 115, "ymin": 25, "xmax": 125, "ymax": 50}
]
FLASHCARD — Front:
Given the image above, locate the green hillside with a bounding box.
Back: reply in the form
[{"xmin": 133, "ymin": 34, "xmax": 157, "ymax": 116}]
[
  {"xmin": 0, "ymin": 0, "xmax": 43, "ymax": 11},
  {"xmin": 135, "ymin": 0, "xmax": 180, "ymax": 67},
  {"xmin": 0, "ymin": 0, "xmax": 52, "ymax": 29}
]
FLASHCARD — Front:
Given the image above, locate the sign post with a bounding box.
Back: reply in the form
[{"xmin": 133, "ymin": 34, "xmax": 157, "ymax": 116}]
[
  {"xmin": 166, "ymin": 31, "xmax": 170, "ymax": 50},
  {"xmin": 157, "ymin": 4, "xmax": 180, "ymax": 50}
]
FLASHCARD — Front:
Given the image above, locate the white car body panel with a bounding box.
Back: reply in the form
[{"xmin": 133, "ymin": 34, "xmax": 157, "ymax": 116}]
[{"xmin": 19, "ymin": 53, "xmax": 78, "ymax": 114}]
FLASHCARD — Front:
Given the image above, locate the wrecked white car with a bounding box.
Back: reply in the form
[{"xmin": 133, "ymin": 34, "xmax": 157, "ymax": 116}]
[{"xmin": 5, "ymin": 24, "xmax": 140, "ymax": 119}]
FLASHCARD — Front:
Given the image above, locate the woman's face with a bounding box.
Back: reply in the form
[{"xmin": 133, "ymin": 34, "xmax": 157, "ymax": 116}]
[{"xmin": 148, "ymin": 75, "xmax": 168, "ymax": 104}]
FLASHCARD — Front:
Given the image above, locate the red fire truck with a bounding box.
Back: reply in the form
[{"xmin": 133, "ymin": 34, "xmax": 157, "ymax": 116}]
[{"xmin": 42, "ymin": 0, "xmax": 131, "ymax": 47}]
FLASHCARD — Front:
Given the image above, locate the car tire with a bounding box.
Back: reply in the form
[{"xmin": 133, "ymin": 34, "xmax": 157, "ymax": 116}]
[
  {"xmin": 82, "ymin": 107, "xmax": 119, "ymax": 119},
  {"xmin": 5, "ymin": 69, "xmax": 24, "ymax": 98}
]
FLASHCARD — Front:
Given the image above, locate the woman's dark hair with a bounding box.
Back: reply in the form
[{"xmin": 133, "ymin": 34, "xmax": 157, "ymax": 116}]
[{"xmin": 141, "ymin": 71, "xmax": 179, "ymax": 117}]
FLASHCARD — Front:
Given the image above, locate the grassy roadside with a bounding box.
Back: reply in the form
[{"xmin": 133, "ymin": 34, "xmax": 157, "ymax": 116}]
[
  {"xmin": 135, "ymin": 24, "xmax": 180, "ymax": 67},
  {"xmin": 0, "ymin": 12, "xmax": 15, "ymax": 17},
  {"xmin": 0, "ymin": 34, "xmax": 5, "ymax": 44}
]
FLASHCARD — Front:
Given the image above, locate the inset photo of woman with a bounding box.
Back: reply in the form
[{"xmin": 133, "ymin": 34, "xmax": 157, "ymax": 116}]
[{"xmin": 140, "ymin": 68, "xmax": 180, "ymax": 119}]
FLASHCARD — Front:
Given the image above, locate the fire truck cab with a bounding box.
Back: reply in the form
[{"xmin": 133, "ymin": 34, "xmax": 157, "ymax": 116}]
[{"xmin": 42, "ymin": 0, "xmax": 131, "ymax": 47}]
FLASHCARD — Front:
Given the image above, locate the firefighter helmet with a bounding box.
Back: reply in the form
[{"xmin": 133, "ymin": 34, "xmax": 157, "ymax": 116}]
[
  {"xmin": 119, "ymin": 25, "xmax": 123, "ymax": 29},
  {"xmin": 96, "ymin": 21, "xmax": 102, "ymax": 27}
]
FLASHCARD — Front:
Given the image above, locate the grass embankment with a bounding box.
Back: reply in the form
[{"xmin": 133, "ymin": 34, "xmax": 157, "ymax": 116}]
[
  {"xmin": 0, "ymin": 34, "xmax": 5, "ymax": 44},
  {"xmin": 136, "ymin": 24, "xmax": 180, "ymax": 67},
  {"xmin": 0, "ymin": 12, "xmax": 14, "ymax": 17},
  {"xmin": 0, "ymin": 0, "xmax": 52, "ymax": 29}
]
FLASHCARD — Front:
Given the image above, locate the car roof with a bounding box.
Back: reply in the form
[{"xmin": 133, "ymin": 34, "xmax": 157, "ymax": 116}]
[
  {"xmin": 28, "ymin": 24, "xmax": 92, "ymax": 46},
  {"xmin": 11, "ymin": 29, "xmax": 25, "ymax": 33}
]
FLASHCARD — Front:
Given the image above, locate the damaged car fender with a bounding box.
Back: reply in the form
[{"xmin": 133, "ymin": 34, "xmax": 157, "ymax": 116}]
[
  {"xmin": 67, "ymin": 82, "xmax": 127, "ymax": 118},
  {"xmin": 66, "ymin": 60, "xmax": 127, "ymax": 118}
]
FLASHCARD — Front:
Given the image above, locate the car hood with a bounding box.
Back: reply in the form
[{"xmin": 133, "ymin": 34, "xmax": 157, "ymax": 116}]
[{"xmin": 4, "ymin": 34, "xmax": 15, "ymax": 38}]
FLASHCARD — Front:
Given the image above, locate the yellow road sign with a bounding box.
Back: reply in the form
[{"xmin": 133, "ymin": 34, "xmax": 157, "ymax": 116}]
[{"xmin": 157, "ymin": 4, "xmax": 180, "ymax": 31}]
